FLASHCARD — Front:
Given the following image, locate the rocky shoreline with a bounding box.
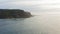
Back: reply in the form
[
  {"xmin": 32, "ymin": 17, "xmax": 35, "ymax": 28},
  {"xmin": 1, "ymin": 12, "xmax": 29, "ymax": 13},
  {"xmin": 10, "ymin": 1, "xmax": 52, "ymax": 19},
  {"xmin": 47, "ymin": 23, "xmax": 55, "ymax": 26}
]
[{"xmin": 0, "ymin": 9, "xmax": 32, "ymax": 19}]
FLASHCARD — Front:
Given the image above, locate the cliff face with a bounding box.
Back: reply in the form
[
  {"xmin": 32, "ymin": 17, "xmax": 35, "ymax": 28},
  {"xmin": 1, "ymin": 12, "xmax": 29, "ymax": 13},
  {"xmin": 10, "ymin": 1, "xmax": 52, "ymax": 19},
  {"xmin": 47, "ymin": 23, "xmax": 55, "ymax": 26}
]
[{"xmin": 0, "ymin": 9, "xmax": 32, "ymax": 19}]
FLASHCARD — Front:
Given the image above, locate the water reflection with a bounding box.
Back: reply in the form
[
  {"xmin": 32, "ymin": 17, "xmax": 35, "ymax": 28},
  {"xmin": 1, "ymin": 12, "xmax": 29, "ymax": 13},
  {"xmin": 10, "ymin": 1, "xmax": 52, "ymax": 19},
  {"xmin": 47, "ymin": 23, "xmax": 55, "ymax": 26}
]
[{"xmin": 0, "ymin": 18, "xmax": 26, "ymax": 34}]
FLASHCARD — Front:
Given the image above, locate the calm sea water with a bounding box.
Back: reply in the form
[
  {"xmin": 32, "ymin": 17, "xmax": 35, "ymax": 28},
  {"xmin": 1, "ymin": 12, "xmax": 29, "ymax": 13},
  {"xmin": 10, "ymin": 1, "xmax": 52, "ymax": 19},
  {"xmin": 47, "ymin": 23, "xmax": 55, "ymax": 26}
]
[{"xmin": 0, "ymin": 13, "xmax": 60, "ymax": 34}]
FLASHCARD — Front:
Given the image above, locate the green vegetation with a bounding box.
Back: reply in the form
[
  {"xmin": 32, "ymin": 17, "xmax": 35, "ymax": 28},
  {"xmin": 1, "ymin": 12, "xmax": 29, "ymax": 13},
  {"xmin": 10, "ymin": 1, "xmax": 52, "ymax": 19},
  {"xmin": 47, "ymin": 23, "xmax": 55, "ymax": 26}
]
[{"xmin": 0, "ymin": 9, "xmax": 32, "ymax": 19}]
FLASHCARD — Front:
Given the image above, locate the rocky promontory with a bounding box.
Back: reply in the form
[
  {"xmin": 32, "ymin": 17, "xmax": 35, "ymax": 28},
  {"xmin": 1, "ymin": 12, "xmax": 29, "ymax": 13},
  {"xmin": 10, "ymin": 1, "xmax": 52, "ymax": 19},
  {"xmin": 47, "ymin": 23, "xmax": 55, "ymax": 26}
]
[{"xmin": 0, "ymin": 9, "xmax": 32, "ymax": 19}]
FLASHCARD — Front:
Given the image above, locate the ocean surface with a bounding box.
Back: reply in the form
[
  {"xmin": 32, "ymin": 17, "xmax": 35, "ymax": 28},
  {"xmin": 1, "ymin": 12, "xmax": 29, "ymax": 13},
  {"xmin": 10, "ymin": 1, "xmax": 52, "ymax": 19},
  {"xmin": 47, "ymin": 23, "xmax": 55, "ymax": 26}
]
[{"xmin": 0, "ymin": 12, "xmax": 60, "ymax": 34}]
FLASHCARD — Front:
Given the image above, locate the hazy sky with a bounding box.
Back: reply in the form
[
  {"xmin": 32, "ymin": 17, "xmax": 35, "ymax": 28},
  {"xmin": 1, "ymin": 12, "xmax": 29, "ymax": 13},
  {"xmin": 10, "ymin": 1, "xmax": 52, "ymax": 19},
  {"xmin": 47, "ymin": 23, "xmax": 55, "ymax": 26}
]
[{"xmin": 0, "ymin": 0, "xmax": 60, "ymax": 12}]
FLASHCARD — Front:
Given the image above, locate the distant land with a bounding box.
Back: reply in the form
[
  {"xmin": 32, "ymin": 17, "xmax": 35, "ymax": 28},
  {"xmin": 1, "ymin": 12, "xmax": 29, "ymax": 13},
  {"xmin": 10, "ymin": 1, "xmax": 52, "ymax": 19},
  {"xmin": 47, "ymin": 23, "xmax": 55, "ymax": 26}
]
[{"xmin": 0, "ymin": 9, "xmax": 32, "ymax": 19}]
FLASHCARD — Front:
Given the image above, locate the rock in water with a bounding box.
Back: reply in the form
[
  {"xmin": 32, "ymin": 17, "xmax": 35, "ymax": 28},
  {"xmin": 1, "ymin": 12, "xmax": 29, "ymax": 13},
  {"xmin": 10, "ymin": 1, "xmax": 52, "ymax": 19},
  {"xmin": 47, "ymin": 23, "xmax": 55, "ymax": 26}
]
[{"xmin": 0, "ymin": 9, "xmax": 32, "ymax": 19}]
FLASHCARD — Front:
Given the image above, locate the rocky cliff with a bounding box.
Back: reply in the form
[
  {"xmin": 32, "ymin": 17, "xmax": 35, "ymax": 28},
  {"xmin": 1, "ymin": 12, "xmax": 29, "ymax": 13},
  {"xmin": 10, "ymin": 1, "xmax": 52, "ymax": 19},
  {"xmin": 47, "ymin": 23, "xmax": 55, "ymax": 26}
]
[{"xmin": 0, "ymin": 9, "xmax": 32, "ymax": 19}]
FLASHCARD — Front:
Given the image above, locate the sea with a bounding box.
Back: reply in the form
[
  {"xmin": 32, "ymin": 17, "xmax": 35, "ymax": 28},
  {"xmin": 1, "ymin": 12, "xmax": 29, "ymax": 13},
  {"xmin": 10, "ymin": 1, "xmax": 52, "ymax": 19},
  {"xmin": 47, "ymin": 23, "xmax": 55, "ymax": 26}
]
[{"xmin": 0, "ymin": 12, "xmax": 60, "ymax": 34}]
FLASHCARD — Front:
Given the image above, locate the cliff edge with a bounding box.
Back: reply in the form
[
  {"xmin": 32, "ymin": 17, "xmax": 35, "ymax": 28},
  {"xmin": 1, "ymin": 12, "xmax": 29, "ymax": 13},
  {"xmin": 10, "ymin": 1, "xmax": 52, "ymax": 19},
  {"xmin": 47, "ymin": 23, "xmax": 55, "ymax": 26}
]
[{"xmin": 0, "ymin": 9, "xmax": 32, "ymax": 19}]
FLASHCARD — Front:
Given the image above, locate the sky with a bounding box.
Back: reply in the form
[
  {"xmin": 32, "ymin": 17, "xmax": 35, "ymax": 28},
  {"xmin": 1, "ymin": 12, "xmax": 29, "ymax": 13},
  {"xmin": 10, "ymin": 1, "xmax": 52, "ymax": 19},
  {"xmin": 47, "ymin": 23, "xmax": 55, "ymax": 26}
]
[{"xmin": 0, "ymin": 0, "xmax": 60, "ymax": 12}]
